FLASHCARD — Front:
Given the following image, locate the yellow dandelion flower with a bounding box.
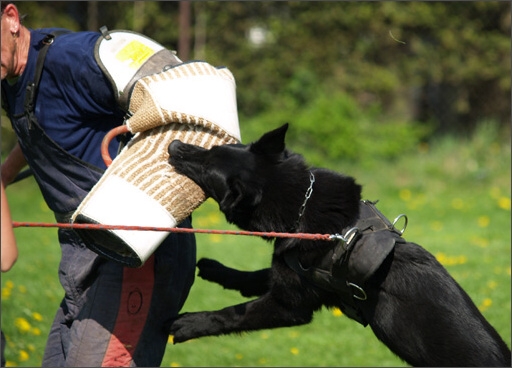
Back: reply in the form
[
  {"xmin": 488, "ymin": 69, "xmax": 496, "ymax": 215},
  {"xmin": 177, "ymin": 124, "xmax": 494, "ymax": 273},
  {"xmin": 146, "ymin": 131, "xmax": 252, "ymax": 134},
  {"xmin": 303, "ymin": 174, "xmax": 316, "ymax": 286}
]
[
  {"xmin": 207, "ymin": 212, "xmax": 222, "ymax": 225},
  {"xmin": 399, "ymin": 189, "xmax": 411, "ymax": 202},
  {"xmin": 498, "ymin": 197, "xmax": 511, "ymax": 211},
  {"xmin": 260, "ymin": 332, "xmax": 270, "ymax": 339},
  {"xmin": 27, "ymin": 344, "xmax": 35, "ymax": 352},
  {"xmin": 436, "ymin": 253, "xmax": 466, "ymax": 266},
  {"xmin": 290, "ymin": 347, "xmax": 299, "ymax": 355},
  {"xmin": 32, "ymin": 312, "xmax": 43, "ymax": 322},
  {"xmin": 5, "ymin": 280, "xmax": 14, "ymax": 289},
  {"xmin": 5, "ymin": 359, "xmax": 16, "ymax": 366},
  {"xmin": 170, "ymin": 362, "xmax": 180, "ymax": 367},
  {"xmin": 477, "ymin": 216, "xmax": 490, "ymax": 228},
  {"xmin": 168, "ymin": 335, "xmax": 174, "ymax": 344},
  {"xmin": 288, "ymin": 330, "xmax": 299, "ymax": 338},
  {"xmin": 479, "ymin": 298, "xmax": 492, "ymax": 312},
  {"xmin": 2, "ymin": 287, "xmax": 12, "ymax": 299},
  {"xmin": 208, "ymin": 234, "xmax": 222, "ymax": 243},
  {"xmin": 17, "ymin": 285, "xmax": 27, "ymax": 294},
  {"xmin": 31, "ymin": 327, "xmax": 41, "ymax": 336},
  {"xmin": 487, "ymin": 281, "xmax": 498, "ymax": 290},
  {"xmin": 235, "ymin": 353, "xmax": 244, "ymax": 360},
  {"xmin": 258, "ymin": 358, "xmax": 268, "ymax": 364},
  {"xmin": 435, "ymin": 252, "xmax": 446, "ymax": 264},
  {"xmin": 19, "ymin": 350, "xmax": 29, "ymax": 362},
  {"xmin": 451, "ymin": 198, "xmax": 464, "ymax": 210},
  {"xmin": 470, "ymin": 236, "xmax": 489, "ymax": 248},
  {"xmin": 430, "ymin": 221, "xmax": 443, "ymax": 231},
  {"xmin": 456, "ymin": 255, "xmax": 467, "ymax": 265},
  {"xmin": 332, "ymin": 308, "xmax": 343, "ymax": 317},
  {"xmin": 14, "ymin": 318, "xmax": 31, "ymax": 333},
  {"xmin": 194, "ymin": 217, "xmax": 208, "ymax": 227}
]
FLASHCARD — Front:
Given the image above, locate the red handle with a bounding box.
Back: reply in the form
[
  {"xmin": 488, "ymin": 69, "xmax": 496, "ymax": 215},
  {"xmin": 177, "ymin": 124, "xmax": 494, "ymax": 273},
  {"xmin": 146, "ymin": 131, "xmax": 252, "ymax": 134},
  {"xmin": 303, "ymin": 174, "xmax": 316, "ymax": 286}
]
[{"xmin": 101, "ymin": 125, "xmax": 130, "ymax": 167}]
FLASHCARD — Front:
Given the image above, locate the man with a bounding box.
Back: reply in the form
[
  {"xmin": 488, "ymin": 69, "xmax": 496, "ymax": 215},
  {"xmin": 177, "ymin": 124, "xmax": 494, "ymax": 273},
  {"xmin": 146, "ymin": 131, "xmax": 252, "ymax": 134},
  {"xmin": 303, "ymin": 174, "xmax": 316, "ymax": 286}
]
[{"xmin": 1, "ymin": 2, "xmax": 197, "ymax": 366}]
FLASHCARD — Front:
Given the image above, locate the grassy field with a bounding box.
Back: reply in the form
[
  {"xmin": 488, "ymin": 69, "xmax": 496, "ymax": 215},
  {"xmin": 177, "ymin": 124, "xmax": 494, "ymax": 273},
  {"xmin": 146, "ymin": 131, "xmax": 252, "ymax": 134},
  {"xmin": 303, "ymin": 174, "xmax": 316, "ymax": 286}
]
[{"xmin": 1, "ymin": 124, "xmax": 510, "ymax": 366}]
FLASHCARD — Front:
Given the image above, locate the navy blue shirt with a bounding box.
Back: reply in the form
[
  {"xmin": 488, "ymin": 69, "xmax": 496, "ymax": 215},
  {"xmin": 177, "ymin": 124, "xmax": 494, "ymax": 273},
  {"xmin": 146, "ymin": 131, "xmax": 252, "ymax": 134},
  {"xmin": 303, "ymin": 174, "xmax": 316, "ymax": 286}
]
[{"xmin": 2, "ymin": 28, "xmax": 125, "ymax": 169}]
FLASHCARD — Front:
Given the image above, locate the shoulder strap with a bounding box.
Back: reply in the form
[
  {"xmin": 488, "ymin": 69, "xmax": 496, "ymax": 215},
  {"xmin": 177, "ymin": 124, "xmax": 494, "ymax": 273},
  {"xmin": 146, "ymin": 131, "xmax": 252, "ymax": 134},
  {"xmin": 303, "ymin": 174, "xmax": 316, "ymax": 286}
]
[{"xmin": 24, "ymin": 30, "xmax": 71, "ymax": 115}]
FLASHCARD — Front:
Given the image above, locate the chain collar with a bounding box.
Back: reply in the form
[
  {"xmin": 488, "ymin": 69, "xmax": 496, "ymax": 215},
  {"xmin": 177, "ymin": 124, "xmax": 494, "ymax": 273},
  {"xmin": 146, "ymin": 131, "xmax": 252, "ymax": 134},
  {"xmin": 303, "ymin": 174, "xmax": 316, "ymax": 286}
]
[{"xmin": 294, "ymin": 171, "xmax": 315, "ymax": 230}]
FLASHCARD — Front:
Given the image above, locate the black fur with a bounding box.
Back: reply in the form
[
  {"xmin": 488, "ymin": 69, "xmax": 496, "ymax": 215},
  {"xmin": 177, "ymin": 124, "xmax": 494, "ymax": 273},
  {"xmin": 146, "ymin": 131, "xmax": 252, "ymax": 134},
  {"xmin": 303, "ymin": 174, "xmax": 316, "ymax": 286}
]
[{"xmin": 168, "ymin": 124, "xmax": 511, "ymax": 366}]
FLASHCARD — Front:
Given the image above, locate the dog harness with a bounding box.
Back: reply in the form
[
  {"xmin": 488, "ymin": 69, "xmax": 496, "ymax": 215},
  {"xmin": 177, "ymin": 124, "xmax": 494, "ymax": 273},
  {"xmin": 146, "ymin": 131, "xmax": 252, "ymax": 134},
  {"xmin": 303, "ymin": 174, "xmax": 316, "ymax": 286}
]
[{"xmin": 285, "ymin": 200, "xmax": 407, "ymax": 326}]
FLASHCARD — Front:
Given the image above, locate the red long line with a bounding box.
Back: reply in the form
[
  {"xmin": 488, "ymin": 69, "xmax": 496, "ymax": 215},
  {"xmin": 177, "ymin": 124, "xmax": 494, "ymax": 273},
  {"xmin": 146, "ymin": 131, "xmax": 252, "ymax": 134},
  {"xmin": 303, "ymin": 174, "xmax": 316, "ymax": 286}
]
[
  {"xmin": 16, "ymin": 126, "xmax": 335, "ymax": 242},
  {"xmin": 11, "ymin": 221, "xmax": 334, "ymax": 241}
]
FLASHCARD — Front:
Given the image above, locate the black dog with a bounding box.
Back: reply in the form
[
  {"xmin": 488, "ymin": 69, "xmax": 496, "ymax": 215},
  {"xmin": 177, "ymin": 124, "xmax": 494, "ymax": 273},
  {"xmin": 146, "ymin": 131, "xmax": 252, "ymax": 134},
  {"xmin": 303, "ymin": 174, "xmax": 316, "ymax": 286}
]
[{"xmin": 168, "ymin": 124, "xmax": 510, "ymax": 366}]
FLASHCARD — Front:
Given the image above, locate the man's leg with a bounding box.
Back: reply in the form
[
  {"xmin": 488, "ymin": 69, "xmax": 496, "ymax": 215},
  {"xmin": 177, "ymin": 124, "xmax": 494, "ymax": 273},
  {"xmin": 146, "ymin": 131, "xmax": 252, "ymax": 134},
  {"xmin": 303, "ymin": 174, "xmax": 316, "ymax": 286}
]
[
  {"xmin": 42, "ymin": 220, "xmax": 196, "ymax": 367},
  {"xmin": 40, "ymin": 303, "xmax": 67, "ymax": 366}
]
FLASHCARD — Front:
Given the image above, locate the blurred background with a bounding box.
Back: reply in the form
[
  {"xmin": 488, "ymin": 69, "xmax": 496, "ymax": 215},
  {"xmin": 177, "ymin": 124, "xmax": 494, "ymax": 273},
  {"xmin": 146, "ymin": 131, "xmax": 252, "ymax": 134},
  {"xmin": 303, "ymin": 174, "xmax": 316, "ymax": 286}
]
[
  {"xmin": 1, "ymin": 1, "xmax": 510, "ymax": 160},
  {"xmin": 1, "ymin": 2, "xmax": 510, "ymax": 367}
]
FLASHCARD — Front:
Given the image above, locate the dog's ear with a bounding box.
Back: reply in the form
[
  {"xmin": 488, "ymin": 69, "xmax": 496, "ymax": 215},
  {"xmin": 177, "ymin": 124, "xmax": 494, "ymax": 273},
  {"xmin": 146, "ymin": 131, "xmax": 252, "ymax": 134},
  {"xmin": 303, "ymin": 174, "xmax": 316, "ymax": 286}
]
[
  {"xmin": 219, "ymin": 177, "xmax": 263, "ymax": 224},
  {"xmin": 250, "ymin": 123, "xmax": 288, "ymax": 156}
]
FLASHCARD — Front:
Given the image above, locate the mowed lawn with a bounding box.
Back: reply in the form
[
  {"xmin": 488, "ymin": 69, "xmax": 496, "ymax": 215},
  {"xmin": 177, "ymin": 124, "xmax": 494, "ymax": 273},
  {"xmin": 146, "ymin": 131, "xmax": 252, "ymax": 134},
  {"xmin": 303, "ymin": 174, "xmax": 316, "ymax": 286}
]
[{"xmin": 2, "ymin": 129, "xmax": 510, "ymax": 366}]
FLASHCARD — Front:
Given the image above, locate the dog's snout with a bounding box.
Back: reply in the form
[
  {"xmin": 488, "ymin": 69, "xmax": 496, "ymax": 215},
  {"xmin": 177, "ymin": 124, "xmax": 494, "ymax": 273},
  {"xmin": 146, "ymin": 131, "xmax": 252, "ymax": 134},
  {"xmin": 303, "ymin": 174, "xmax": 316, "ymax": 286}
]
[
  {"xmin": 168, "ymin": 141, "xmax": 187, "ymax": 167},
  {"xmin": 168, "ymin": 140, "xmax": 184, "ymax": 156},
  {"xmin": 168, "ymin": 141, "xmax": 208, "ymax": 158}
]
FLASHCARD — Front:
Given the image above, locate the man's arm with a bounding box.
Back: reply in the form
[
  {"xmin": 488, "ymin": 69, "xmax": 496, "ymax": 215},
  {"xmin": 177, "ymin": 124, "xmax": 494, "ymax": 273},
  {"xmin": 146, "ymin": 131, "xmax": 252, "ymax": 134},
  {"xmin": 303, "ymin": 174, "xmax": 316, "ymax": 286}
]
[
  {"xmin": 1, "ymin": 143, "xmax": 27, "ymax": 186},
  {"xmin": 1, "ymin": 181, "xmax": 18, "ymax": 272}
]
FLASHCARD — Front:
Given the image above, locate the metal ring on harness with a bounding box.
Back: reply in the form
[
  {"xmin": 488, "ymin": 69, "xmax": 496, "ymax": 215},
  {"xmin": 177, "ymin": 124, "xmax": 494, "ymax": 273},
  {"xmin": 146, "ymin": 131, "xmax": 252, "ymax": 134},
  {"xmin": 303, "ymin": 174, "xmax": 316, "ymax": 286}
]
[
  {"xmin": 342, "ymin": 227, "xmax": 359, "ymax": 249},
  {"xmin": 329, "ymin": 227, "xmax": 360, "ymax": 249},
  {"xmin": 392, "ymin": 214, "xmax": 408, "ymax": 235},
  {"xmin": 347, "ymin": 282, "xmax": 367, "ymax": 301},
  {"xmin": 42, "ymin": 35, "xmax": 55, "ymax": 45}
]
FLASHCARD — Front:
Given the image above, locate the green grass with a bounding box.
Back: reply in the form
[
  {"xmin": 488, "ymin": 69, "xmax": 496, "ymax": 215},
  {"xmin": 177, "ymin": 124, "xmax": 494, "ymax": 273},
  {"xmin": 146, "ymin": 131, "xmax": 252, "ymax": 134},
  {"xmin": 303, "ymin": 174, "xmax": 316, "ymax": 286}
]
[{"xmin": 2, "ymin": 125, "xmax": 510, "ymax": 366}]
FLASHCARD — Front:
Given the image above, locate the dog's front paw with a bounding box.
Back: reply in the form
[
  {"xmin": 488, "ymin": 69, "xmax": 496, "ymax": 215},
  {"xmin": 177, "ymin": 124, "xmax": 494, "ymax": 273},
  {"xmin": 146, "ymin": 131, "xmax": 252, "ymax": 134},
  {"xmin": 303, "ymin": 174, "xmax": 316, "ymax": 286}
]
[
  {"xmin": 197, "ymin": 258, "xmax": 228, "ymax": 281},
  {"xmin": 170, "ymin": 312, "xmax": 223, "ymax": 343}
]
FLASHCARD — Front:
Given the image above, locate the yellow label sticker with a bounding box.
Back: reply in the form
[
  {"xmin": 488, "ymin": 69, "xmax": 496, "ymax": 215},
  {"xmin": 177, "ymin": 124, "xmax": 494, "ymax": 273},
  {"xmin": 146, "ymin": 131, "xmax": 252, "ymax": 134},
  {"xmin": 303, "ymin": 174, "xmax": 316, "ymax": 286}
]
[{"xmin": 115, "ymin": 40, "xmax": 154, "ymax": 69}]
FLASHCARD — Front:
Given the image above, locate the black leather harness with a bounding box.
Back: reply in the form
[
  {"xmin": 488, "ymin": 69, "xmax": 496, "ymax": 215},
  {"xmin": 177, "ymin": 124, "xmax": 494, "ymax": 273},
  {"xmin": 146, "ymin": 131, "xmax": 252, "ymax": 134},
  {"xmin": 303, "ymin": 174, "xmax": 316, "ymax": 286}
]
[{"xmin": 284, "ymin": 200, "xmax": 407, "ymax": 326}]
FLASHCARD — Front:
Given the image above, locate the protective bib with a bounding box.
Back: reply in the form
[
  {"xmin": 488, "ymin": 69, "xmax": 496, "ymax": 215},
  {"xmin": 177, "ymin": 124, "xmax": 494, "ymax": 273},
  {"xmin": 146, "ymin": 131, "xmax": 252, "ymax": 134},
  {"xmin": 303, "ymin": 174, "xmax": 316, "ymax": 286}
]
[
  {"xmin": 72, "ymin": 61, "xmax": 240, "ymax": 267},
  {"xmin": 94, "ymin": 28, "xmax": 182, "ymax": 109}
]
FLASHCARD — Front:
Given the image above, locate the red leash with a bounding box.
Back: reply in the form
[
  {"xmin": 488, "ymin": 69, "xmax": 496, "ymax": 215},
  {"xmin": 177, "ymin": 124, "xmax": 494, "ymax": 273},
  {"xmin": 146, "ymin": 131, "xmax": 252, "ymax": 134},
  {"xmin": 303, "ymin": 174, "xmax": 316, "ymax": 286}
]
[
  {"xmin": 11, "ymin": 221, "xmax": 335, "ymax": 241},
  {"xmin": 24, "ymin": 126, "xmax": 333, "ymax": 241}
]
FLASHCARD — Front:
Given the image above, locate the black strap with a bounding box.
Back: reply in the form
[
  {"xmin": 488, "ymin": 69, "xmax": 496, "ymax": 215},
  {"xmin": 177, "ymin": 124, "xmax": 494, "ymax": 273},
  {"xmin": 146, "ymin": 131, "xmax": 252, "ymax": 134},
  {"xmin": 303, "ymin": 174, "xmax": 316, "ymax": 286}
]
[
  {"xmin": 24, "ymin": 31, "xmax": 71, "ymax": 115},
  {"xmin": 284, "ymin": 246, "xmax": 368, "ymax": 327},
  {"xmin": 2, "ymin": 32, "xmax": 70, "ymax": 185}
]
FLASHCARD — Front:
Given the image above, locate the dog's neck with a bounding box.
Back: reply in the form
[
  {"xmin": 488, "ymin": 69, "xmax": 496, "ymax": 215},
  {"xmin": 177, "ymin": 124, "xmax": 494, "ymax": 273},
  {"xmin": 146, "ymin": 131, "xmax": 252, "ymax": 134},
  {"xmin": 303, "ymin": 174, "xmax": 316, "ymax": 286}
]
[{"xmin": 283, "ymin": 168, "xmax": 362, "ymax": 237}]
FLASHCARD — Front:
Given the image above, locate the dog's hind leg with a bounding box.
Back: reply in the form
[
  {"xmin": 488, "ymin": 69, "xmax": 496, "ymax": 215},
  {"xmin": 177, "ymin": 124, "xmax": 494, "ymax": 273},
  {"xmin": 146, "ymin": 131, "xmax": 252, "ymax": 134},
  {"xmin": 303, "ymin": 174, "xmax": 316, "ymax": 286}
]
[{"xmin": 197, "ymin": 258, "xmax": 270, "ymax": 297}]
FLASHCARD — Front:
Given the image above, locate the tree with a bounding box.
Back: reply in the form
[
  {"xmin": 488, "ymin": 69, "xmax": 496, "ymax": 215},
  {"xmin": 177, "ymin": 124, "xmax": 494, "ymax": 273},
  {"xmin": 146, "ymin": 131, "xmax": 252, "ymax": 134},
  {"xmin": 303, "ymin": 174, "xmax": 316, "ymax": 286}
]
[{"xmin": 196, "ymin": 2, "xmax": 510, "ymax": 134}]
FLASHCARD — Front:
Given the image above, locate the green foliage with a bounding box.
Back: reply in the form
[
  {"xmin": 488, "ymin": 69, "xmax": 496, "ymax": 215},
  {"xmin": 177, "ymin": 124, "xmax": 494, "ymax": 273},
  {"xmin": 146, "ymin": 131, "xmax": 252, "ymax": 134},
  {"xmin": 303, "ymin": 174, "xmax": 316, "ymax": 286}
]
[
  {"xmin": 241, "ymin": 86, "xmax": 431, "ymax": 167},
  {"xmin": 198, "ymin": 1, "xmax": 510, "ymax": 132},
  {"xmin": 18, "ymin": 2, "xmax": 81, "ymax": 31},
  {"xmin": 6, "ymin": 1, "xmax": 510, "ymax": 144}
]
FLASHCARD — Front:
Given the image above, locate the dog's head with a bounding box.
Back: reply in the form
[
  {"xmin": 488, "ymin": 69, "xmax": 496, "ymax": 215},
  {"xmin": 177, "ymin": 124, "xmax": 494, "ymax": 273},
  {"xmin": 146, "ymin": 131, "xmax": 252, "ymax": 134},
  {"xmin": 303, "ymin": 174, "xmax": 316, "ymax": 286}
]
[{"xmin": 169, "ymin": 124, "xmax": 291, "ymax": 228}]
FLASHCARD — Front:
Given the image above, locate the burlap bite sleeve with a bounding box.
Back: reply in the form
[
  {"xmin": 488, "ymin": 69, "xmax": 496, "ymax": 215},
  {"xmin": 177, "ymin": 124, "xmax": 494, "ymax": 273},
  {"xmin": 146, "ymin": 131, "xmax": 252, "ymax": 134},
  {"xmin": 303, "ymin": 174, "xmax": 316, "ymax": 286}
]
[{"xmin": 71, "ymin": 61, "xmax": 240, "ymax": 267}]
